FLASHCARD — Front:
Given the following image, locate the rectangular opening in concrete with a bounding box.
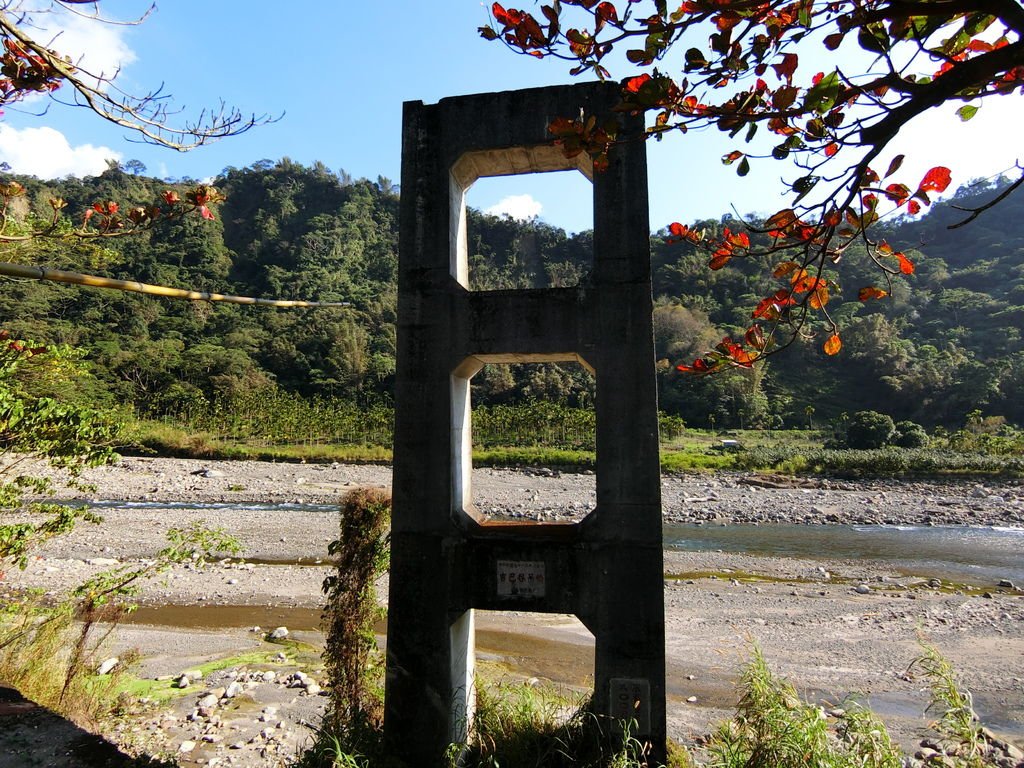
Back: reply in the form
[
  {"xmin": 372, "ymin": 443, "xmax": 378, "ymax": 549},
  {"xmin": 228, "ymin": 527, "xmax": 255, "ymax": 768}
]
[
  {"xmin": 475, "ymin": 610, "xmax": 595, "ymax": 693},
  {"xmin": 453, "ymin": 360, "xmax": 597, "ymax": 524},
  {"xmin": 460, "ymin": 171, "xmax": 594, "ymax": 291}
]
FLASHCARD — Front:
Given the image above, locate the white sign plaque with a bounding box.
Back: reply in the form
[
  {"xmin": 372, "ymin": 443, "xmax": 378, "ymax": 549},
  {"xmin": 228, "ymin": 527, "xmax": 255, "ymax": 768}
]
[{"xmin": 496, "ymin": 560, "xmax": 546, "ymax": 598}]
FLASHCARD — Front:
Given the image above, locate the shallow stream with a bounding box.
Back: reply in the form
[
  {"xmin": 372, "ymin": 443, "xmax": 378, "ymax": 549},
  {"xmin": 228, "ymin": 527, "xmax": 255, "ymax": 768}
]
[
  {"xmin": 81, "ymin": 500, "xmax": 1024, "ymax": 587},
  {"xmin": 664, "ymin": 522, "xmax": 1024, "ymax": 586}
]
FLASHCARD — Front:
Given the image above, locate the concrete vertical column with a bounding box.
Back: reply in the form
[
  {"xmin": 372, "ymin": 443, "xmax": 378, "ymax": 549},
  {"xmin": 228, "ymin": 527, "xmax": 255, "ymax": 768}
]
[
  {"xmin": 386, "ymin": 97, "xmax": 470, "ymax": 757},
  {"xmin": 387, "ymin": 82, "xmax": 665, "ymax": 766}
]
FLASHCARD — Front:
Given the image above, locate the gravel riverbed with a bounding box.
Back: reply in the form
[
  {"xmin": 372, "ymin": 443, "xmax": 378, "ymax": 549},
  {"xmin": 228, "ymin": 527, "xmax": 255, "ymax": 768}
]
[{"xmin": 1, "ymin": 457, "xmax": 1022, "ymax": 767}]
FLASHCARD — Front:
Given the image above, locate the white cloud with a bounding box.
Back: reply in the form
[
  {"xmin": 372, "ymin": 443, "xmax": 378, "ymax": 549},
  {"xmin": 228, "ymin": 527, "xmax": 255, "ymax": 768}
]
[
  {"xmin": 30, "ymin": 5, "xmax": 137, "ymax": 83},
  {"xmin": 484, "ymin": 194, "xmax": 543, "ymax": 221},
  {"xmin": 0, "ymin": 124, "xmax": 121, "ymax": 178}
]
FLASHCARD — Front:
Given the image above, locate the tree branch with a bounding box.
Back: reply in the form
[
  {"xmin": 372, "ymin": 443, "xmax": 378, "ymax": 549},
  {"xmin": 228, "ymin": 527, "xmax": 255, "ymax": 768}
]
[
  {"xmin": 949, "ymin": 167, "xmax": 1024, "ymax": 228},
  {"xmin": 859, "ymin": 40, "xmax": 1024, "ymax": 148},
  {"xmin": 0, "ymin": 8, "xmax": 276, "ymax": 150},
  {"xmin": 0, "ymin": 262, "xmax": 352, "ymax": 307}
]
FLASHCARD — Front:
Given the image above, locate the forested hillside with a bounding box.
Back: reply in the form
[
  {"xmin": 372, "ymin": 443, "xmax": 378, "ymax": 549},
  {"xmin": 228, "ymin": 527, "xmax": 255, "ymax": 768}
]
[{"xmin": 2, "ymin": 160, "xmax": 1020, "ymax": 430}]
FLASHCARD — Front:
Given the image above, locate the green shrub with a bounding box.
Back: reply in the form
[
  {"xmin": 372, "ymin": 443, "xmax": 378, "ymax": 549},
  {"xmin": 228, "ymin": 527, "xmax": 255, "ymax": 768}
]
[
  {"xmin": 705, "ymin": 647, "xmax": 845, "ymax": 768},
  {"xmin": 844, "ymin": 411, "xmax": 896, "ymax": 450},
  {"xmin": 893, "ymin": 420, "xmax": 929, "ymax": 448}
]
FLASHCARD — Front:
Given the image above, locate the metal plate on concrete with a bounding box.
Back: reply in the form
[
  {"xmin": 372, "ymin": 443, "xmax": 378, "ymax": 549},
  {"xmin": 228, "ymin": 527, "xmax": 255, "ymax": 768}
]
[{"xmin": 496, "ymin": 560, "xmax": 546, "ymax": 598}]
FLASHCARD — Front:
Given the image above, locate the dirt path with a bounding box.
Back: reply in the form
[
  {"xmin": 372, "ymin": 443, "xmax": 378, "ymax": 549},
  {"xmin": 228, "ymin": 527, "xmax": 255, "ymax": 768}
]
[{"xmin": 1, "ymin": 457, "xmax": 1022, "ymax": 766}]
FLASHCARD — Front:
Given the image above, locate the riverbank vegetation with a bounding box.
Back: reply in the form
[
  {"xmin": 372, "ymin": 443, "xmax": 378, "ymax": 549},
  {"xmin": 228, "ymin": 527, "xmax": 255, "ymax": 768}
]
[
  {"xmin": 303, "ymin": 620, "xmax": 1016, "ymax": 768},
  {"xmin": 125, "ymin": 398, "xmax": 1024, "ymax": 477}
]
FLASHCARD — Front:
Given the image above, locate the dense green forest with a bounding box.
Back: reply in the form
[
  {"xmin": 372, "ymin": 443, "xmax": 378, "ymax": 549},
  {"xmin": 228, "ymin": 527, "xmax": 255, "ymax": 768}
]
[{"xmin": 1, "ymin": 159, "xmax": 1021, "ymax": 431}]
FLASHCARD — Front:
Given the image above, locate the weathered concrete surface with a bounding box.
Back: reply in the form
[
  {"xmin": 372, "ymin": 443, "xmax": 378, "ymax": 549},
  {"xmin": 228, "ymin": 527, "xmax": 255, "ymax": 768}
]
[{"xmin": 387, "ymin": 82, "xmax": 665, "ymax": 765}]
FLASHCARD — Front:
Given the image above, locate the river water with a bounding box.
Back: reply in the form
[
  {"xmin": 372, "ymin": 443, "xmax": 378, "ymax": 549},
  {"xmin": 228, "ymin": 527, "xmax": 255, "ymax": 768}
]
[
  {"xmin": 664, "ymin": 522, "xmax": 1024, "ymax": 586},
  {"xmin": 81, "ymin": 500, "xmax": 1024, "ymax": 586}
]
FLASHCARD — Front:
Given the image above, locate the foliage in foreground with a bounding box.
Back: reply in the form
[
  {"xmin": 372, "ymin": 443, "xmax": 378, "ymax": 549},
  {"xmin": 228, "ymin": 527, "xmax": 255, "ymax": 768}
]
[
  {"xmin": 0, "ymin": 337, "xmax": 122, "ymax": 575},
  {"xmin": 299, "ymin": 639, "xmax": 1018, "ymax": 768},
  {"xmin": 703, "ymin": 647, "xmax": 902, "ymax": 768},
  {"xmin": 0, "ymin": 522, "xmax": 240, "ymax": 726},
  {"xmin": 703, "ymin": 643, "xmax": 1015, "ymax": 768},
  {"xmin": 448, "ymin": 683, "xmax": 673, "ymax": 768},
  {"xmin": 484, "ymin": 0, "xmax": 1023, "ymax": 370},
  {"xmin": 321, "ymin": 488, "xmax": 392, "ymax": 732},
  {"xmin": 296, "ymin": 488, "xmax": 395, "ymax": 768},
  {"xmin": 299, "ymin": 680, "xmax": 674, "ymax": 768}
]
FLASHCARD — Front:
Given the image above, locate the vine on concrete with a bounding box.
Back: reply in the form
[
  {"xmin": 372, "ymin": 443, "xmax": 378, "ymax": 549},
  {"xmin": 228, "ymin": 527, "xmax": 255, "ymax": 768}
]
[{"xmin": 322, "ymin": 487, "xmax": 392, "ymax": 732}]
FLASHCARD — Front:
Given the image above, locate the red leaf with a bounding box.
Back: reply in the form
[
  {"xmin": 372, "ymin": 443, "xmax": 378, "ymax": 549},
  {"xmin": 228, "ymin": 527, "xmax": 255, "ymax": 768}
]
[
  {"xmin": 791, "ymin": 272, "xmax": 818, "ymax": 293},
  {"xmin": 859, "ymin": 167, "xmax": 879, "ymax": 187},
  {"xmin": 896, "ymin": 252, "xmax": 915, "ymax": 274},
  {"xmin": 725, "ymin": 228, "xmax": 750, "ymax": 248},
  {"xmin": 730, "ymin": 347, "xmax": 753, "ymax": 367},
  {"xmin": 709, "ymin": 252, "xmax": 732, "ymax": 270},
  {"xmin": 492, "ymin": 2, "xmax": 513, "ymax": 25},
  {"xmin": 884, "ymin": 183, "xmax": 910, "ymax": 204},
  {"xmin": 823, "ymin": 33, "xmax": 844, "ymax": 50},
  {"xmin": 667, "ymin": 221, "xmax": 700, "ymax": 243},
  {"xmin": 624, "ymin": 73, "xmax": 652, "ymax": 93},
  {"xmin": 752, "ymin": 289, "xmax": 793, "ymax": 319},
  {"xmin": 811, "ymin": 285, "xmax": 830, "ymax": 309},
  {"xmin": 907, "ymin": 199, "xmax": 921, "ymax": 215},
  {"xmin": 752, "ymin": 296, "xmax": 778, "ymax": 319},
  {"xmin": 772, "ymin": 85, "xmax": 799, "ymax": 111},
  {"xmin": 858, "ymin": 286, "xmax": 889, "ymax": 301},
  {"xmin": 772, "ymin": 53, "xmax": 798, "ymax": 83},
  {"xmin": 823, "ymin": 334, "xmax": 842, "ymax": 356},
  {"xmin": 677, "ymin": 358, "xmax": 713, "ymax": 373},
  {"xmin": 772, "ymin": 261, "xmax": 800, "ymax": 278},
  {"xmin": 722, "ymin": 150, "xmax": 743, "ymax": 165},
  {"xmin": 745, "ymin": 324, "xmax": 766, "ymax": 349},
  {"xmin": 824, "ymin": 142, "xmax": 838, "ymax": 157},
  {"xmin": 917, "ymin": 166, "xmax": 952, "ymax": 194},
  {"xmin": 884, "ymin": 154, "xmax": 904, "ymax": 178},
  {"xmin": 764, "ymin": 208, "xmax": 797, "ymax": 230},
  {"xmin": 595, "ymin": 1, "xmax": 618, "ymax": 23},
  {"xmin": 714, "ymin": 11, "xmax": 742, "ymax": 32}
]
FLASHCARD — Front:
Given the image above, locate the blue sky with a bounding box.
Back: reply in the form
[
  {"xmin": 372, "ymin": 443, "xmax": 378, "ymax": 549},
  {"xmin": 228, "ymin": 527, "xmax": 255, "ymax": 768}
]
[{"xmin": 1, "ymin": 1, "xmax": 1021, "ymax": 234}]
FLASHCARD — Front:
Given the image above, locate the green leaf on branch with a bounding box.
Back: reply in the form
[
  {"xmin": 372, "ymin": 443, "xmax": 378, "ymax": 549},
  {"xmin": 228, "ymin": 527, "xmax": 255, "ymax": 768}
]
[
  {"xmin": 803, "ymin": 70, "xmax": 841, "ymax": 114},
  {"xmin": 956, "ymin": 104, "xmax": 979, "ymax": 121}
]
